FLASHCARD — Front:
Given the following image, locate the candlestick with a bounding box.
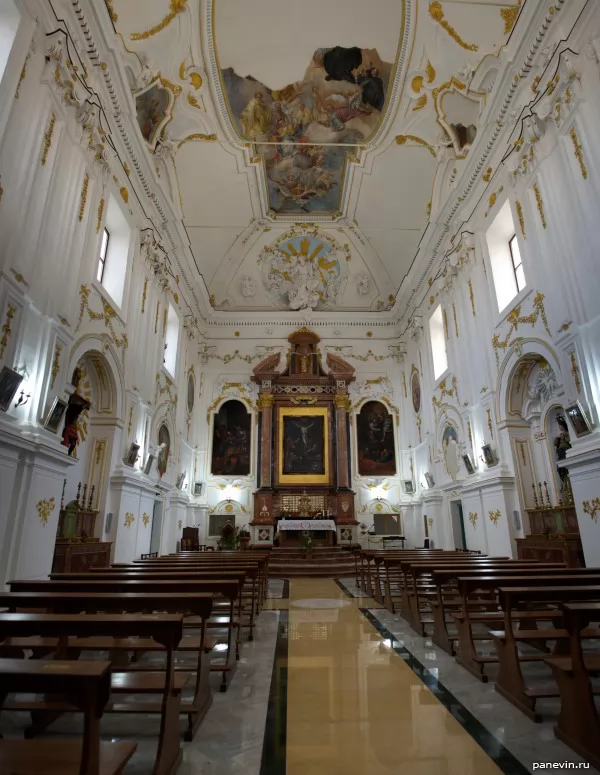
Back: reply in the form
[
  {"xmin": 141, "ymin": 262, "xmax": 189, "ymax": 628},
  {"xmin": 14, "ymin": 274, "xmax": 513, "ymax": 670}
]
[
  {"xmin": 532, "ymin": 483, "xmax": 539, "ymax": 509},
  {"xmin": 60, "ymin": 479, "xmax": 66, "ymax": 511},
  {"xmin": 88, "ymin": 485, "xmax": 95, "ymax": 510},
  {"xmin": 543, "ymin": 481, "xmax": 552, "ymax": 508},
  {"xmin": 76, "ymin": 482, "xmax": 81, "ymax": 506}
]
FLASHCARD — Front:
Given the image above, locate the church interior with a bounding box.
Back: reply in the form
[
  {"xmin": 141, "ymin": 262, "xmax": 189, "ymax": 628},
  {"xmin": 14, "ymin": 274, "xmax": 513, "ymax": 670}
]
[{"xmin": 2, "ymin": 0, "xmax": 600, "ymax": 772}]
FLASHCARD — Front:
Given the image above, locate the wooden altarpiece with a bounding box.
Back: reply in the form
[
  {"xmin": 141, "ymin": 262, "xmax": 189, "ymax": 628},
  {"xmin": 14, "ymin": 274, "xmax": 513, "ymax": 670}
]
[{"xmin": 251, "ymin": 328, "xmax": 357, "ymax": 530}]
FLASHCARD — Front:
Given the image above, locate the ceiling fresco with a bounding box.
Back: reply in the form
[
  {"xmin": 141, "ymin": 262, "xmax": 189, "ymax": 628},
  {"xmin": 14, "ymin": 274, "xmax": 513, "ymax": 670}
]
[
  {"xmin": 220, "ymin": 46, "xmax": 394, "ymax": 215},
  {"xmin": 106, "ymin": 0, "xmax": 523, "ymax": 314}
]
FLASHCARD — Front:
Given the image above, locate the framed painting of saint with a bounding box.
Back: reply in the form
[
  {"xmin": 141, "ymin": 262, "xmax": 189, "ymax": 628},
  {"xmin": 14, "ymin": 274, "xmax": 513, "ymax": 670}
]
[
  {"xmin": 277, "ymin": 406, "xmax": 330, "ymax": 485},
  {"xmin": 211, "ymin": 400, "xmax": 251, "ymax": 476},
  {"xmin": 356, "ymin": 400, "xmax": 396, "ymax": 476}
]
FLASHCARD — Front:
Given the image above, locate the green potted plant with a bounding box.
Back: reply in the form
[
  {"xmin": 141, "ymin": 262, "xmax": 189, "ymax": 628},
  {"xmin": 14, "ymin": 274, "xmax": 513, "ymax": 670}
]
[{"xmin": 301, "ymin": 530, "xmax": 314, "ymax": 559}]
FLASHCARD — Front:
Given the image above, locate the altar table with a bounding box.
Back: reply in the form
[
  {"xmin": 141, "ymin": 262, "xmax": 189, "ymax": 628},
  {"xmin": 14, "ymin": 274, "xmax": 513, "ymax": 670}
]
[{"xmin": 278, "ymin": 519, "xmax": 336, "ymax": 532}]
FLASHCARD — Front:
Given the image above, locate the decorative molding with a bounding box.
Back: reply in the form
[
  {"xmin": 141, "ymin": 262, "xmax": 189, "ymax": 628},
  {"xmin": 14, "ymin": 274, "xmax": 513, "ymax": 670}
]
[
  {"xmin": 156, "ymin": 372, "xmax": 177, "ymax": 407},
  {"xmin": 491, "ymin": 292, "xmax": 551, "ymax": 367},
  {"xmin": 468, "ymin": 279, "xmax": 476, "ymax": 317},
  {"xmin": 76, "ymin": 285, "xmax": 128, "ymax": 364},
  {"xmin": 443, "ymin": 308, "xmax": 449, "ymax": 340},
  {"xmin": 488, "ymin": 509, "xmax": 501, "ymax": 525},
  {"xmin": 533, "ymin": 183, "xmax": 547, "ymax": 229},
  {"xmin": 178, "ymin": 519, "xmax": 183, "ymax": 530},
  {"xmin": 127, "ymin": 406, "xmax": 133, "ymax": 436},
  {"xmin": 15, "ymin": 52, "xmax": 30, "ymax": 99},
  {"xmin": 452, "ymin": 303, "xmax": 459, "ymax": 338},
  {"xmin": 569, "ymin": 126, "xmax": 588, "ymax": 180},
  {"xmin": 131, "ymin": 0, "xmax": 188, "ymax": 41},
  {"xmin": 334, "ymin": 394, "xmax": 352, "ymax": 411},
  {"xmin": 0, "ymin": 304, "xmax": 16, "ymax": 359},
  {"xmin": 501, "ymin": 3, "xmax": 521, "ymax": 35},
  {"xmin": 583, "ymin": 498, "xmax": 600, "ymax": 524},
  {"xmin": 104, "ymin": 0, "xmax": 118, "ymax": 23},
  {"xmin": 124, "ymin": 512, "xmax": 135, "ymax": 528},
  {"xmin": 467, "ymin": 419, "xmax": 473, "ymax": 447},
  {"xmin": 177, "ymin": 133, "xmax": 217, "ymax": 148},
  {"xmin": 468, "ymin": 511, "xmax": 478, "ymax": 528},
  {"xmin": 515, "ymin": 200, "xmax": 526, "ymax": 240},
  {"xmin": 487, "ymin": 408, "xmax": 494, "ymax": 438},
  {"xmin": 395, "ymin": 134, "xmax": 436, "ymax": 157},
  {"xmin": 428, "ymin": 1, "xmax": 478, "ymax": 51},
  {"xmin": 155, "ymin": 302, "xmax": 160, "ymax": 334},
  {"xmin": 141, "ymin": 279, "xmax": 148, "ymax": 314},
  {"xmin": 40, "ymin": 113, "xmax": 56, "ymax": 166},
  {"xmin": 143, "ymin": 512, "xmax": 150, "ymax": 527},
  {"xmin": 50, "ymin": 343, "xmax": 62, "ymax": 390},
  {"xmin": 78, "ymin": 173, "xmax": 90, "ymax": 222},
  {"xmin": 569, "ymin": 350, "xmax": 582, "ymax": 394},
  {"xmin": 96, "ymin": 197, "xmax": 105, "ymax": 234},
  {"xmin": 257, "ymin": 393, "xmax": 274, "ymax": 410},
  {"xmin": 402, "ymin": 371, "xmax": 407, "ymax": 398},
  {"xmin": 36, "ymin": 497, "xmax": 56, "ymax": 526}
]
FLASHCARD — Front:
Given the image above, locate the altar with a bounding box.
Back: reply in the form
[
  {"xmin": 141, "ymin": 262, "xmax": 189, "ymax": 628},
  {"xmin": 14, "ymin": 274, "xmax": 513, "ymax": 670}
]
[{"xmin": 279, "ymin": 519, "xmax": 336, "ymax": 532}]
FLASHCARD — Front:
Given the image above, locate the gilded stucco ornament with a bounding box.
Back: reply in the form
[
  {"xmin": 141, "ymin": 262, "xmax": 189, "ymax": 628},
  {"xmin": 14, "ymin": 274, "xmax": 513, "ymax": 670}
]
[
  {"xmin": 488, "ymin": 509, "xmax": 501, "ymax": 526},
  {"xmin": 124, "ymin": 512, "xmax": 135, "ymax": 528},
  {"xmin": 0, "ymin": 305, "xmax": 17, "ymax": 360},
  {"xmin": 491, "ymin": 292, "xmax": 551, "ymax": 368},
  {"xmin": 50, "ymin": 343, "xmax": 62, "ymax": 390},
  {"xmin": 131, "ymin": 1, "xmax": 188, "ymax": 41},
  {"xmin": 428, "ymin": 2, "xmax": 478, "ymax": 51},
  {"xmin": 36, "ymin": 497, "xmax": 56, "ymax": 526},
  {"xmin": 40, "ymin": 113, "xmax": 56, "ymax": 166},
  {"xmin": 76, "ymin": 285, "xmax": 128, "ymax": 365},
  {"xmin": 468, "ymin": 511, "xmax": 478, "ymax": 528},
  {"xmin": 583, "ymin": 499, "xmax": 600, "ymax": 524}
]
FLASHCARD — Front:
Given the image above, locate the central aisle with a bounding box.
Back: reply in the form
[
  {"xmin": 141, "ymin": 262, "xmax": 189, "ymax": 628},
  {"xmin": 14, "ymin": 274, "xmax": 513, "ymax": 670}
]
[{"xmin": 285, "ymin": 578, "xmax": 502, "ymax": 775}]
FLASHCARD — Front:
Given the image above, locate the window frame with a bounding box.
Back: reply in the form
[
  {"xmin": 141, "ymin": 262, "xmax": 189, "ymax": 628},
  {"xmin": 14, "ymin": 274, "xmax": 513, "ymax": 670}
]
[
  {"xmin": 96, "ymin": 227, "xmax": 110, "ymax": 284},
  {"xmin": 508, "ymin": 234, "xmax": 525, "ymax": 293}
]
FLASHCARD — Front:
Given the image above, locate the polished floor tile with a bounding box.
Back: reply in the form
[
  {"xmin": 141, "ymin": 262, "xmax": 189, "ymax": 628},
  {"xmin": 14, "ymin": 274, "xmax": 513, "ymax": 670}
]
[{"xmin": 285, "ymin": 579, "xmax": 504, "ymax": 775}]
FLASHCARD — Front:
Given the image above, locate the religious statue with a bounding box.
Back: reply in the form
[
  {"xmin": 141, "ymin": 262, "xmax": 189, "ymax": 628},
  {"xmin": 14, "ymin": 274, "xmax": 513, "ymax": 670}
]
[
  {"xmin": 554, "ymin": 415, "xmax": 572, "ymax": 461},
  {"xmin": 61, "ymin": 394, "xmax": 91, "ymax": 456},
  {"xmin": 288, "ymin": 255, "xmax": 321, "ymax": 310}
]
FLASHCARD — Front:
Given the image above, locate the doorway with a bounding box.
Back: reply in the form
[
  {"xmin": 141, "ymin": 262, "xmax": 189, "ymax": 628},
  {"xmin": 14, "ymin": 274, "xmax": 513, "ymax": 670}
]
[
  {"xmin": 451, "ymin": 501, "xmax": 467, "ymax": 550},
  {"xmin": 150, "ymin": 499, "xmax": 163, "ymax": 555}
]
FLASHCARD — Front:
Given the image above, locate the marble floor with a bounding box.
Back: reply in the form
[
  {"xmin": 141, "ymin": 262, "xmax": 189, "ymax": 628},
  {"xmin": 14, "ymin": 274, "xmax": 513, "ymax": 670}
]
[{"xmin": 1, "ymin": 578, "xmax": 596, "ymax": 774}]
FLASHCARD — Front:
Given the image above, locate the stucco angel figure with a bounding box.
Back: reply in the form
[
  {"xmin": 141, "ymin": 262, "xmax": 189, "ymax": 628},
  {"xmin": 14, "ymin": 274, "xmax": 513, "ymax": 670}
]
[
  {"xmin": 241, "ymin": 276, "xmax": 257, "ymax": 298},
  {"xmin": 287, "ymin": 255, "xmax": 321, "ymax": 310}
]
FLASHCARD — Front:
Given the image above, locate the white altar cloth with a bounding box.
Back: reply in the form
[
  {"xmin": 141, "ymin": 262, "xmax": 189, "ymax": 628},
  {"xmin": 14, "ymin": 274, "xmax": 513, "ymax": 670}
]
[{"xmin": 278, "ymin": 519, "xmax": 336, "ymax": 531}]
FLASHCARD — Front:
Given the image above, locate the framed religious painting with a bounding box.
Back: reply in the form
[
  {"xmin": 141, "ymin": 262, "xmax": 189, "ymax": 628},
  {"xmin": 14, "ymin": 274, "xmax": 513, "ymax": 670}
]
[
  {"xmin": 277, "ymin": 405, "xmax": 330, "ymax": 485},
  {"xmin": 411, "ymin": 366, "xmax": 421, "ymax": 414},
  {"xmin": 356, "ymin": 400, "xmax": 396, "ymax": 476},
  {"xmin": 0, "ymin": 366, "xmax": 23, "ymax": 412},
  {"xmin": 565, "ymin": 401, "xmax": 593, "ymax": 437},
  {"xmin": 211, "ymin": 399, "xmax": 251, "ymax": 476}
]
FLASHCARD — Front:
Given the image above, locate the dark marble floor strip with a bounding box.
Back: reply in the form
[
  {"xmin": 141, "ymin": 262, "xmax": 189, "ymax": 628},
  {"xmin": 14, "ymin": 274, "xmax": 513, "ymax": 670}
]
[
  {"xmin": 334, "ymin": 578, "xmax": 359, "ymax": 598},
  {"xmin": 359, "ymin": 608, "xmax": 530, "ymax": 775},
  {"xmin": 259, "ymin": 597, "xmax": 289, "ymax": 774}
]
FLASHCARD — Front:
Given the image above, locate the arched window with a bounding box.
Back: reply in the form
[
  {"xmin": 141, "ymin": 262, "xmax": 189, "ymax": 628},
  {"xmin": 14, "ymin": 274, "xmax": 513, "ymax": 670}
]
[
  {"xmin": 211, "ymin": 400, "xmax": 251, "ymax": 476},
  {"xmin": 356, "ymin": 401, "xmax": 396, "ymax": 476}
]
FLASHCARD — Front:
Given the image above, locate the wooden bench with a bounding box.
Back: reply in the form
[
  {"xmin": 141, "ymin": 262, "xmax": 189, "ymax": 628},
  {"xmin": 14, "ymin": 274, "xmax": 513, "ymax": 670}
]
[
  {"xmin": 9, "ymin": 577, "xmax": 241, "ymax": 691},
  {"xmin": 50, "ymin": 569, "xmax": 260, "ymax": 640},
  {"xmin": 0, "ymin": 592, "xmax": 214, "ymax": 742},
  {"xmin": 427, "ymin": 563, "xmax": 570, "ymax": 651},
  {"xmin": 492, "ymin": 588, "xmax": 600, "ymax": 720},
  {"xmin": 545, "ymin": 602, "xmax": 600, "ymax": 769},
  {"xmin": 0, "ymin": 657, "xmax": 137, "ymax": 775},
  {"xmin": 452, "ymin": 573, "xmax": 600, "ymax": 681}
]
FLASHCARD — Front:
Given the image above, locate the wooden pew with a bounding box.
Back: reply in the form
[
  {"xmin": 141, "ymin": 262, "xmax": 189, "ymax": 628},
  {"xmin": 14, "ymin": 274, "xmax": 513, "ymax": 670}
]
[
  {"xmin": 420, "ymin": 563, "xmax": 566, "ymax": 648},
  {"xmin": 452, "ymin": 573, "xmax": 600, "ymax": 681},
  {"xmin": 546, "ymin": 602, "xmax": 600, "ymax": 769},
  {"xmin": 8, "ymin": 578, "xmax": 240, "ymax": 693},
  {"xmin": 50, "ymin": 569, "xmax": 259, "ymax": 641},
  {"xmin": 0, "ymin": 592, "xmax": 213, "ymax": 742},
  {"xmin": 360, "ymin": 550, "xmax": 468, "ymax": 601},
  {"xmin": 0, "ymin": 657, "xmax": 137, "ymax": 775},
  {"xmin": 492, "ymin": 587, "xmax": 600, "ymax": 719}
]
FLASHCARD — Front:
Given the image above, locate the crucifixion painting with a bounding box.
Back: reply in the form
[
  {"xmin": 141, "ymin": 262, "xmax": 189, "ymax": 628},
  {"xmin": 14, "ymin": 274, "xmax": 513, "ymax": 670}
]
[{"xmin": 283, "ymin": 415, "xmax": 325, "ymax": 475}]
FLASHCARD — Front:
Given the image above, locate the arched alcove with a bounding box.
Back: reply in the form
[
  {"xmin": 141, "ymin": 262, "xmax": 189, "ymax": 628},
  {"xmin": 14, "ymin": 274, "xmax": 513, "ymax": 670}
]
[
  {"xmin": 210, "ymin": 399, "xmax": 252, "ymax": 476},
  {"xmin": 356, "ymin": 400, "xmax": 396, "ymax": 476}
]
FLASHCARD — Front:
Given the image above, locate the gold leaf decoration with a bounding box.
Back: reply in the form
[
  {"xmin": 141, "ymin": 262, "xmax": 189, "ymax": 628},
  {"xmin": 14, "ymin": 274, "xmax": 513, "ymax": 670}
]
[
  {"xmin": 515, "ymin": 200, "xmax": 526, "ymax": 240},
  {"xmin": 533, "ymin": 183, "xmax": 547, "ymax": 229},
  {"xmin": 0, "ymin": 305, "xmax": 16, "ymax": 359},
  {"xmin": 104, "ymin": 0, "xmax": 118, "ymax": 23},
  {"xmin": 488, "ymin": 509, "xmax": 501, "ymax": 525},
  {"xmin": 569, "ymin": 350, "xmax": 582, "ymax": 394},
  {"xmin": 583, "ymin": 498, "xmax": 600, "ymax": 524},
  {"xmin": 124, "ymin": 512, "xmax": 135, "ymax": 528},
  {"xmin": 468, "ymin": 511, "xmax": 478, "ymax": 528},
  {"xmin": 426, "ymin": 60, "xmax": 436, "ymax": 83},
  {"xmin": 413, "ymin": 94, "xmax": 428, "ymax": 112},
  {"xmin": 143, "ymin": 512, "xmax": 150, "ymax": 527},
  {"xmin": 120, "ymin": 187, "xmax": 129, "ymax": 204},
  {"xmin": 96, "ymin": 197, "xmax": 105, "ymax": 234},
  {"xmin": 36, "ymin": 497, "xmax": 56, "ymax": 526},
  {"xmin": 78, "ymin": 173, "xmax": 90, "ymax": 222},
  {"xmin": 569, "ymin": 126, "xmax": 588, "ymax": 180},
  {"xmin": 178, "ymin": 133, "xmax": 217, "ymax": 148},
  {"xmin": 40, "ymin": 113, "xmax": 56, "ymax": 166},
  {"xmin": 428, "ymin": 1, "xmax": 478, "ymax": 51},
  {"xmin": 131, "ymin": 0, "xmax": 187, "ymax": 41},
  {"xmin": 50, "ymin": 343, "xmax": 62, "ymax": 390},
  {"xmin": 500, "ymin": 3, "xmax": 521, "ymax": 35},
  {"xmin": 395, "ymin": 135, "xmax": 436, "ymax": 157}
]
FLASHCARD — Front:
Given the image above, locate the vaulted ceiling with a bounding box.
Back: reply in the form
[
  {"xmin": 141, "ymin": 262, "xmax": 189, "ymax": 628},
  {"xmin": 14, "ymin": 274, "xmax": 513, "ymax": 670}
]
[{"xmin": 107, "ymin": 0, "xmax": 521, "ymax": 314}]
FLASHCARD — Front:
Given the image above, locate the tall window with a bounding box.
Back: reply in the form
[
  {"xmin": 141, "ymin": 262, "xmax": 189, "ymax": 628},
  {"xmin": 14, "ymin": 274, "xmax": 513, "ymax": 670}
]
[
  {"xmin": 95, "ymin": 195, "xmax": 132, "ymax": 308},
  {"xmin": 509, "ymin": 234, "xmax": 525, "ymax": 293},
  {"xmin": 96, "ymin": 228, "xmax": 110, "ymax": 283},
  {"xmin": 163, "ymin": 303, "xmax": 180, "ymax": 377},
  {"xmin": 429, "ymin": 304, "xmax": 448, "ymax": 380},
  {"xmin": 0, "ymin": 1, "xmax": 20, "ymax": 85},
  {"xmin": 486, "ymin": 201, "xmax": 527, "ymax": 313}
]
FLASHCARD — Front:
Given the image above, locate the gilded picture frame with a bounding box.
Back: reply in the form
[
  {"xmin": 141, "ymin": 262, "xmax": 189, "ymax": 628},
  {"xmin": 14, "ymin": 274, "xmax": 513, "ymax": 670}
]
[{"xmin": 277, "ymin": 405, "xmax": 330, "ymax": 485}]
